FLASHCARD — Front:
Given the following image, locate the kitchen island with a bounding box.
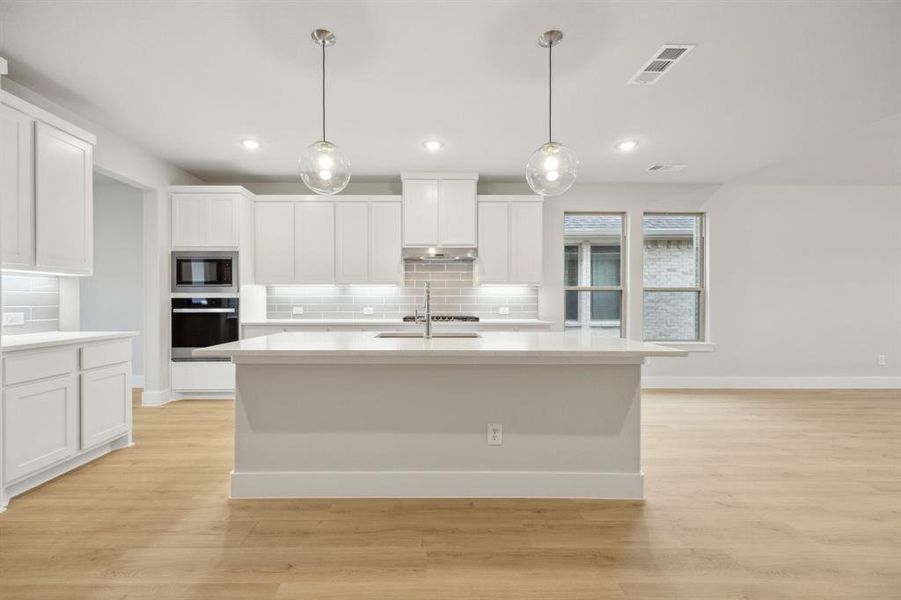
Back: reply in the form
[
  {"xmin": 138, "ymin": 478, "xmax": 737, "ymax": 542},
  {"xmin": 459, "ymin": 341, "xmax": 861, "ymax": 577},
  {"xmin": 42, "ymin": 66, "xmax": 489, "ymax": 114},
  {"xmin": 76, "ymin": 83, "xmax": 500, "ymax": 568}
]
[{"xmin": 196, "ymin": 331, "xmax": 686, "ymax": 499}]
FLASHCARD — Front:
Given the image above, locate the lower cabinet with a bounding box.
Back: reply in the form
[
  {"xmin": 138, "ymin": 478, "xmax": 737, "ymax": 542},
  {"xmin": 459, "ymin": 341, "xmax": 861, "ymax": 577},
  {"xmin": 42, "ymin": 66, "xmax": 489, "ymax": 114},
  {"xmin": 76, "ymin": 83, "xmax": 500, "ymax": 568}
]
[
  {"xmin": 3, "ymin": 374, "xmax": 78, "ymax": 482},
  {"xmin": 81, "ymin": 363, "xmax": 131, "ymax": 450}
]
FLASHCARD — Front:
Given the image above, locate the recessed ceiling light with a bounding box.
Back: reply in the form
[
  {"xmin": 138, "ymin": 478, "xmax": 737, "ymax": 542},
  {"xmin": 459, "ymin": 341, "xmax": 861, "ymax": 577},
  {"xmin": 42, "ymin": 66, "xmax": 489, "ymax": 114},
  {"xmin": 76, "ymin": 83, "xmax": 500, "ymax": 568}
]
[
  {"xmin": 615, "ymin": 139, "xmax": 639, "ymax": 152},
  {"xmin": 241, "ymin": 139, "xmax": 261, "ymax": 150},
  {"xmin": 423, "ymin": 140, "xmax": 443, "ymax": 152}
]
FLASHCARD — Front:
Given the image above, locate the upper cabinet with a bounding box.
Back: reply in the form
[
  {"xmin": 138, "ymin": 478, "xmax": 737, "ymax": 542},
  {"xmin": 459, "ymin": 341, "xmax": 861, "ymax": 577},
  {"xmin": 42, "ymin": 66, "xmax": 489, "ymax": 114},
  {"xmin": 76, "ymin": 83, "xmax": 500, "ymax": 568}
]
[
  {"xmin": 170, "ymin": 187, "xmax": 253, "ymax": 249},
  {"xmin": 1, "ymin": 92, "xmax": 96, "ymax": 275},
  {"xmin": 402, "ymin": 173, "xmax": 477, "ymax": 247},
  {"xmin": 254, "ymin": 196, "xmax": 402, "ymax": 286},
  {"xmin": 477, "ymin": 196, "xmax": 544, "ymax": 285}
]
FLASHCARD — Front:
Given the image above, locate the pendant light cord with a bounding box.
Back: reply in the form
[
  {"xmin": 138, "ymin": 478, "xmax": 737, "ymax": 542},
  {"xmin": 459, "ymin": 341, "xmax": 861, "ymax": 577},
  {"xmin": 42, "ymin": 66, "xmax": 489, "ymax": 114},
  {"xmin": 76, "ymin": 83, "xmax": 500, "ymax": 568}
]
[
  {"xmin": 321, "ymin": 41, "xmax": 327, "ymax": 142},
  {"xmin": 548, "ymin": 42, "xmax": 553, "ymax": 144}
]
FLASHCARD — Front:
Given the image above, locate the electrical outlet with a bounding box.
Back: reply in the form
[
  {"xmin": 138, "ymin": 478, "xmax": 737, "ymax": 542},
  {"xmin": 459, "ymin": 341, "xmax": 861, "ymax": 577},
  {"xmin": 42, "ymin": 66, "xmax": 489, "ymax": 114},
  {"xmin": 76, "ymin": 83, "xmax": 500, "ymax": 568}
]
[
  {"xmin": 487, "ymin": 423, "xmax": 503, "ymax": 445},
  {"xmin": 878, "ymin": 354, "xmax": 887, "ymax": 366},
  {"xmin": 363, "ymin": 306, "xmax": 375, "ymax": 315},
  {"xmin": 2, "ymin": 312, "xmax": 25, "ymax": 326},
  {"xmin": 498, "ymin": 306, "xmax": 510, "ymax": 315},
  {"xmin": 292, "ymin": 306, "xmax": 305, "ymax": 315}
]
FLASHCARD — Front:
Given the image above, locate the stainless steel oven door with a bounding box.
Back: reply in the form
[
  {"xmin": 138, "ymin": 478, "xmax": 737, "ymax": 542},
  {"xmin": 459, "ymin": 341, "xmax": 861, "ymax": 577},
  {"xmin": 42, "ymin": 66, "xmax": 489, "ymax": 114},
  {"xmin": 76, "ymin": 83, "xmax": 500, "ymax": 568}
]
[
  {"xmin": 171, "ymin": 251, "xmax": 238, "ymax": 294},
  {"xmin": 171, "ymin": 297, "xmax": 239, "ymax": 361}
]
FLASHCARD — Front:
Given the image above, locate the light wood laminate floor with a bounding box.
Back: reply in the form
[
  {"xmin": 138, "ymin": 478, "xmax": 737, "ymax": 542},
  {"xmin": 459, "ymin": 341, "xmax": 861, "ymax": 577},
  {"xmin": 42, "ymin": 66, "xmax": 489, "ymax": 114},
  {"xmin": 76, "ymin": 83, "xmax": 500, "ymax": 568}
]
[{"xmin": 1, "ymin": 389, "xmax": 898, "ymax": 599}]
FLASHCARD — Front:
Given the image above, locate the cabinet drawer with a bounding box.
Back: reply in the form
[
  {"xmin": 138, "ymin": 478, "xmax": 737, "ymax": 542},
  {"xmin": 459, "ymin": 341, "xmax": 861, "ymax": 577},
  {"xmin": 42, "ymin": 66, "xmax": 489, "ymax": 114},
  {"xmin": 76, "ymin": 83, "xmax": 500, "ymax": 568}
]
[
  {"xmin": 171, "ymin": 361, "xmax": 235, "ymax": 392},
  {"xmin": 4, "ymin": 347, "xmax": 77, "ymax": 386},
  {"xmin": 81, "ymin": 339, "xmax": 131, "ymax": 370}
]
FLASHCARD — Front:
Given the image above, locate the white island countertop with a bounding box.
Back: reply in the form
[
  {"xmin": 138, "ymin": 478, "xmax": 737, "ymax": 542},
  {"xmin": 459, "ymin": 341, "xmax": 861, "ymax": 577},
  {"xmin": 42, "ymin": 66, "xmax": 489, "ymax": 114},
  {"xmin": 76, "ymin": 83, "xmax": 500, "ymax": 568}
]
[
  {"xmin": 1, "ymin": 331, "xmax": 139, "ymax": 352},
  {"xmin": 195, "ymin": 331, "xmax": 687, "ymax": 364}
]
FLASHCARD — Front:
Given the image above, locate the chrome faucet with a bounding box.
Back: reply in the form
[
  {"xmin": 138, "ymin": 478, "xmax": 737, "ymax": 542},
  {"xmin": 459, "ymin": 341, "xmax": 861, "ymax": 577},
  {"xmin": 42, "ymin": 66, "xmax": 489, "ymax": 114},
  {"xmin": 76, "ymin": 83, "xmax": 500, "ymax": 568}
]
[{"xmin": 420, "ymin": 281, "xmax": 432, "ymax": 339}]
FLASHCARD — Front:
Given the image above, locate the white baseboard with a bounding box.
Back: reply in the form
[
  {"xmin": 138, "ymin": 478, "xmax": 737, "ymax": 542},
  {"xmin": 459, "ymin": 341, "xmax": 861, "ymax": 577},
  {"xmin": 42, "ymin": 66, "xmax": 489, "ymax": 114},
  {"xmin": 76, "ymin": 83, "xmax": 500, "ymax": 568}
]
[
  {"xmin": 141, "ymin": 388, "xmax": 172, "ymax": 406},
  {"xmin": 230, "ymin": 470, "xmax": 644, "ymax": 500},
  {"xmin": 642, "ymin": 376, "xmax": 901, "ymax": 389}
]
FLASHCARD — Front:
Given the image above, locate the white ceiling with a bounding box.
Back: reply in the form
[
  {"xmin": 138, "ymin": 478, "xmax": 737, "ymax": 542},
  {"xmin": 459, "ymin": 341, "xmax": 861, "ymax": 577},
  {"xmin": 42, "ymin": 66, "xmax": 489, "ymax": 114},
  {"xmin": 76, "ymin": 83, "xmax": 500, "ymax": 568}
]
[{"xmin": 1, "ymin": 1, "xmax": 899, "ymax": 184}]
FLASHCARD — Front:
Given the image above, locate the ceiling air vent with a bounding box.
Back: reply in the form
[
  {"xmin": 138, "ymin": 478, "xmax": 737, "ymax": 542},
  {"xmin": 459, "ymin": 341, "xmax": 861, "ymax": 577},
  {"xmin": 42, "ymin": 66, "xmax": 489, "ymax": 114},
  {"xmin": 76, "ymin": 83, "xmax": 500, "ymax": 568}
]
[
  {"xmin": 646, "ymin": 164, "xmax": 687, "ymax": 173},
  {"xmin": 628, "ymin": 44, "xmax": 695, "ymax": 85}
]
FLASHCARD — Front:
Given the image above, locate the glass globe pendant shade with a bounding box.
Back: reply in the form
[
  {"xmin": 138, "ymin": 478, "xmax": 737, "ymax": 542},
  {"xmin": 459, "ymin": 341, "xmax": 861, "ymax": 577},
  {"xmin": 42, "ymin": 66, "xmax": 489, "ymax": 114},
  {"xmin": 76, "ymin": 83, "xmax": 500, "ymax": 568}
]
[
  {"xmin": 525, "ymin": 141, "xmax": 579, "ymax": 196},
  {"xmin": 298, "ymin": 140, "xmax": 351, "ymax": 195}
]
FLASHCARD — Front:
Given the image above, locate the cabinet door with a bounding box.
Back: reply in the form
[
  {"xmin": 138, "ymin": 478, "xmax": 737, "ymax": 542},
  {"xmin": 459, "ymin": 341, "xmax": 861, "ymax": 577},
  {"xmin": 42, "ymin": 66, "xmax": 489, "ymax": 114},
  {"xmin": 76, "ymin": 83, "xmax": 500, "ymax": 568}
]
[
  {"xmin": 3, "ymin": 375, "xmax": 78, "ymax": 482},
  {"xmin": 402, "ymin": 179, "xmax": 438, "ymax": 246},
  {"xmin": 335, "ymin": 202, "xmax": 370, "ymax": 283},
  {"xmin": 254, "ymin": 202, "xmax": 295, "ymax": 284},
  {"xmin": 81, "ymin": 363, "xmax": 131, "ymax": 450},
  {"xmin": 171, "ymin": 195, "xmax": 206, "ymax": 247},
  {"xmin": 510, "ymin": 202, "xmax": 543, "ymax": 284},
  {"xmin": 0, "ymin": 105, "xmax": 34, "ymax": 268},
  {"xmin": 477, "ymin": 202, "xmax": 509, "ymax": 283},
  {"xmin": 369, "ymin": 202, "xmax": 403, "ymax": 284},
  {"xmin": 295, "ymin": 201, "xmax": 335, "ymax": 283},
  {"xmin": 207, "ymin": 196, "xmax": 238, "ymax": 247},
  {"xmin": 34, "ymin": 122, "xmax": 93, "ymax": 275},
  {"xmin": 438, "ymin": 179, "xmax": 477, "ymax": 247}
]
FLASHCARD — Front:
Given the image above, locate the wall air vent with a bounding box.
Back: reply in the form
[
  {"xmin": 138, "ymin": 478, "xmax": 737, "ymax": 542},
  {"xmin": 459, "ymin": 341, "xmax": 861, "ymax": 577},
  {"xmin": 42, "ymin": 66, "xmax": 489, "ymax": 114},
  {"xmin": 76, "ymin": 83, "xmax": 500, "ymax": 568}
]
[
  {"xmin": 646, "ymin": 164, "xmax": 687, "ymax": 173},
  {"xmin": 628, "ymin": 44, "xmax": 695, "ymax": 85}
]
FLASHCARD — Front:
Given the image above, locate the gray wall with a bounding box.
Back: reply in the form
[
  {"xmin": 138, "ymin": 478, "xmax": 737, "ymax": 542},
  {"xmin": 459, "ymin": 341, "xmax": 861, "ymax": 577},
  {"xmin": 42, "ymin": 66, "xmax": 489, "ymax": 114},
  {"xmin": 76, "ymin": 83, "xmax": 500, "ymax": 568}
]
[{"xmin": 80, "ymin": 176, "xmax": 145, "ymax": 378}]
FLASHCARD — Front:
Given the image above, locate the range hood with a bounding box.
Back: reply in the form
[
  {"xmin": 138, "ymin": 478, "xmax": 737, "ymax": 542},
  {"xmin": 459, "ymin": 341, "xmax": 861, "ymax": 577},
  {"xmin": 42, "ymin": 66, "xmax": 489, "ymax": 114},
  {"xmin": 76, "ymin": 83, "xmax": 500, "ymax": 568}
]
[{"xmin": 402, "ymin": 247, "xmax": 477, "ymax": 262}]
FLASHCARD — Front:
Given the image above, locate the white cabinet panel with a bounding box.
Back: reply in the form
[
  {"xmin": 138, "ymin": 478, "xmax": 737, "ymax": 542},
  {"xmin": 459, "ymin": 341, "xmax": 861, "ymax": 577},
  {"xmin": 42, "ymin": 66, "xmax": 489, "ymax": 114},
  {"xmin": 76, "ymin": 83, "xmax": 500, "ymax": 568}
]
[
  {"xmin": 335, "ymin": 202, "xmax": 370, "ymax": 283},
  {"xmin": 207, "ymin": 196, "xmax": 239, "ymax": 247},
  {"xmin": 295, "ymin": 201, "xmax": 335, "ymax": 283},
  {"xmin": 369, "ymin": 202, "xmax": 403, "ymax": 284},
  {"xmin": 0, "ymin": 104, "xmax": 34, "ymax": 268},
  {"xmin": 80, "ymin": 339, "xmax": 131, "ymax": 370},
  {"xmin": 402, "ymin": 179, "xmax": 438, "ymax": 246},
  {"xmin": 510, "ymin": 201, "xmax": 543, "ymax": 284},
  {"xmin": 3, "ymin": 375, "xmax": 78, "ymax": 482},
  {"xmin": 171, "ymin": 361, "xmax": 235, "ymax": 392},
  {"xmin": 254, "ymin": 202, "xmax": 294, "ymax": 284},
  {"xmin": 477, "ymin": 202, "xmax": 509, "ymax": 284},
  {"xmin": 438, "ymin": 179, "xmax": 477, "ymax": 247},
  {"xmin": 172, "ymin": 194, "xmax": 238, "ymax": 248},
  {"xmin": 34, "ymin": 122, "xmax": 93, "ymax": 275},
  {"xmin": 81, "ymin": 363, "xmax": 131, "ymax": 449},
  {"xmin": 3, "ymin": 347, "xmax": 76, "ymax": 387}
]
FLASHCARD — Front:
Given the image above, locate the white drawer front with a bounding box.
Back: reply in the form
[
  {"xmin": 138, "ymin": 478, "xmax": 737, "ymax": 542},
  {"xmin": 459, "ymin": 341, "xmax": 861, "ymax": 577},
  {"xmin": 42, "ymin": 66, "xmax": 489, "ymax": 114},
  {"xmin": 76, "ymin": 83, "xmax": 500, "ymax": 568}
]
[
  {"xmin": 81, "ymin": 363, "xmax": 131, "ymax": 449},
  {"xmin": 4, "ymin": 347, "xmax": 77, "ymax": 386},
  {"xmin": 171, "ymin": 361, "xmax": 235, "ymax": 392},
  {"xmin": 80, "ymin": 339, "xmax": 131, "ymax": 370},
  {"xmin": 3, "ymin": 375, "xmax": 79, "ymax": 481}
]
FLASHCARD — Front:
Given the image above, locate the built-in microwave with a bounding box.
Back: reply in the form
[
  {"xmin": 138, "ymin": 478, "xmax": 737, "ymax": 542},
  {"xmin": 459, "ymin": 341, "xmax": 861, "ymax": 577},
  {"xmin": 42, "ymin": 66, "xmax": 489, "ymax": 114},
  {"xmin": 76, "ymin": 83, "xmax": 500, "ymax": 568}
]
[{"xmin": 171, "ymin": 251, "xmax": 238, "ymax": 294}]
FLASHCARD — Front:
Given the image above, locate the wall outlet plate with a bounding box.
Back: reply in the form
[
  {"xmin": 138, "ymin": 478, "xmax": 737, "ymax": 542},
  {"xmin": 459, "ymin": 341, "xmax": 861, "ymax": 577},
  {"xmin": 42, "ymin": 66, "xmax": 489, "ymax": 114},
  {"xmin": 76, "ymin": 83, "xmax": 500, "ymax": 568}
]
[
  {"xmin": 292, "ymin": 307, "xmax": 304, "ymax": 315},
  {"xmin": 498, "ymin": 306, "xmax": 510, "ymax": 315},
  {"xmin": 487, "ymin": 423, "xmax": 503, "ymax": 445},
  {"xmin": 363, "ymin": 307, "xmax": 374, "ymax": 315},
  {"xmin": 2, "ymin": 312, "xmax": 25, "ymax": 326}
]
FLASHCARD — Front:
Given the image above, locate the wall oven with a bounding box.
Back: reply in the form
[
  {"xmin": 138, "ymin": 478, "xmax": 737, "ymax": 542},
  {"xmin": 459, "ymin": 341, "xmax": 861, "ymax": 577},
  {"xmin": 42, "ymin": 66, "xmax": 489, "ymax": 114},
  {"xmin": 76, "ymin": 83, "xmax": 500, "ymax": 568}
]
[
  {"xmin": 171, "ymin": 297, "xmax": 239, "ymax": 361},
  {"xmin": 171, "ymin": 251, "xmax": 238, "ymax": 294}
]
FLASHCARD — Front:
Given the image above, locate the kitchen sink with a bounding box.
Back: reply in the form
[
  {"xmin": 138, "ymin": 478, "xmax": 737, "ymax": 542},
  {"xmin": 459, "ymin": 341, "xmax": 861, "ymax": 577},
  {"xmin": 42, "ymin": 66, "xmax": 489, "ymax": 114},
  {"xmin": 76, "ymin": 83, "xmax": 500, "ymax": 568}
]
[{"xmin": 376, "ymin": 332, "xmax": 481, "ymax": 339}]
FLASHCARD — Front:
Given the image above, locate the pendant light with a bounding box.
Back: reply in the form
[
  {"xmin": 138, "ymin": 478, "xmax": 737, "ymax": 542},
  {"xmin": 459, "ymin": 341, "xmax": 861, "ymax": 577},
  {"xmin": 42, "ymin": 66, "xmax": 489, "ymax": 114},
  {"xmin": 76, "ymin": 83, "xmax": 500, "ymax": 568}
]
[
  {"xmin": 299, "ymin": 29, "xmax": 351, "ymax": 195},
  {"xmin": 525, "ymin": 30, "xmax": 579, "ymax": 196}
]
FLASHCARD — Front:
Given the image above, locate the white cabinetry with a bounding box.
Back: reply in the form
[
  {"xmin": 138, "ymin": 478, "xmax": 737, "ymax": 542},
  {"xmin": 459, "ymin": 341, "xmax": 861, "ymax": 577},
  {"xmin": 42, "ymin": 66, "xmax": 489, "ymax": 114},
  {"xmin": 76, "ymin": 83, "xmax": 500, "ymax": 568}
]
[
  {"xmin": 1, "ymin": 336, "xmax": 134, "ymax": 508},
  {"xmin": 0, "ymin": 104, "xmax": 34, "ymax": 268},
  {"xmin": 0, "ymin": 91, "xmax": 96, "ymax": 275},
  {"xmin": 254, "ymin": 196, "xmax": 402, "ymax": 285},
  {"xmin": 402, "ymin": 173, "xmax": 477, "ymax": 247},
  {"xmin": 477, "ymin": 196, "xmax": 544, "ymax": 285},
  {"xmin": 171, "ymin": 192, "xmax": 239, "ymax": 248}
]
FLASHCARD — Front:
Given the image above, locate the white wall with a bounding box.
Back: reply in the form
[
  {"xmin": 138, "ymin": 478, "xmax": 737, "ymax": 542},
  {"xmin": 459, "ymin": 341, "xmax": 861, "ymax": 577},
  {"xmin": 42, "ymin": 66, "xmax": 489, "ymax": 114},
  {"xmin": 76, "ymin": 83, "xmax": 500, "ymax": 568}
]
[
  {"xmin": 531, "ymin": 181, "xmax": 901, "ymax": 388},
  {"xmin": 2, "ymin": 78, "xmax": 204, "ymax": 405},
  {"xmin": 81, "ymin": 178, "xmax": 145, "ymax": 379}
]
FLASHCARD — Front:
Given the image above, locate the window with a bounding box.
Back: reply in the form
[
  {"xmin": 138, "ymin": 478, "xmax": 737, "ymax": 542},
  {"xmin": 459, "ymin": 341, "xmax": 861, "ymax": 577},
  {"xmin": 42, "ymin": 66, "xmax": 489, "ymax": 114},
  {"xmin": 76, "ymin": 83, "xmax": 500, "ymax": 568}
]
[
  {"xmin": 563, "ymin": 213, "xmax": 624, "ymax": 337},
  {"xmin": 642, "ymin": 213, "xmax": 705, "ymax": 341}
]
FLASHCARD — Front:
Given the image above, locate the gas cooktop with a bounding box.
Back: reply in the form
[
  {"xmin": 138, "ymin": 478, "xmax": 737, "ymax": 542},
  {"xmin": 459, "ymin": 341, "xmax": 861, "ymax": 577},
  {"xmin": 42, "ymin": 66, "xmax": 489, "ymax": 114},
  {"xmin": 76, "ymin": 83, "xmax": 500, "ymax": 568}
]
[{"xmin": 402, "ymin": 315, "xmax": 480, "ymax": 323}]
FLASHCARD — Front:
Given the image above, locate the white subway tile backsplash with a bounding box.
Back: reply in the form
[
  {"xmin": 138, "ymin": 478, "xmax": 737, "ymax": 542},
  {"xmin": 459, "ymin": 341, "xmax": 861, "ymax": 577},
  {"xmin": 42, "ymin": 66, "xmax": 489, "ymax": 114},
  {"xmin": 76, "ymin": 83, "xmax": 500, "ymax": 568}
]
[
  {"xmin": 2, "ymin": 274, "xmax": 60, "ymax": 335},
  {"xmin": 266, "ymin": 262, "xmax": 538, "ymax": 320}
]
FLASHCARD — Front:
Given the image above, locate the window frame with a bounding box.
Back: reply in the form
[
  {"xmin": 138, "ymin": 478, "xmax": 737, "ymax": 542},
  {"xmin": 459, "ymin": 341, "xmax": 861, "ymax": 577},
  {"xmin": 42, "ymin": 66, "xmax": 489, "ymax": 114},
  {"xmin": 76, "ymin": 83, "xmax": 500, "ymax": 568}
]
[
  {"xmin": 641, "ymin": 212, "xmax": 707, "ymax": 343},
  {"xmin": 563, "ymin": 212, "xmax": 626, "ymax": 335}
]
